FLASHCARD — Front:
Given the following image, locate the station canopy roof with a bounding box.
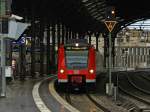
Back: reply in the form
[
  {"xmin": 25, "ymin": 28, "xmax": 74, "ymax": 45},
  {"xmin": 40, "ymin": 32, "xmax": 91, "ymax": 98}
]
[{"xmin": 11, "ymin": 0, "xmax": 150, "ymax": 33}]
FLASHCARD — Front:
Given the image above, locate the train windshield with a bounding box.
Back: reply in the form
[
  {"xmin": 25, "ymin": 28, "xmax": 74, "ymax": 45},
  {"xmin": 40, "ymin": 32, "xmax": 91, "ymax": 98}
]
[{"xmin": 65, "ymin": 50, "xmax": 88, "ymax": 69}]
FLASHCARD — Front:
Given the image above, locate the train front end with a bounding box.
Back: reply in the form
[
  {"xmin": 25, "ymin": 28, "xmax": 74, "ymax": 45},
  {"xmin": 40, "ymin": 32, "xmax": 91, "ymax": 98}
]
[{"xmin": 57, "ymin": 40, "xmax": 96, "ymax": 87}]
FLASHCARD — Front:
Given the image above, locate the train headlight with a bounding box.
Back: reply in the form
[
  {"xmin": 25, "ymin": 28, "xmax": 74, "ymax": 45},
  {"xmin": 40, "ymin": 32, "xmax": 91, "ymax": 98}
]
[
  {"xmin": 89, "ymin": 69, "xmax": 94, "ymax": 74},
  {"xmin": 60, "ymin": 69, "xmax": 64, "ymax": 74}
]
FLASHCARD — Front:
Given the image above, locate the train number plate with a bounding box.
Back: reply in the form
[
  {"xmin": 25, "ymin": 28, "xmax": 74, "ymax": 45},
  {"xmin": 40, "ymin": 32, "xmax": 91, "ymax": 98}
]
[{"xmin": 71, "ymin": 76, "xmax": 82, "ymax": 83}]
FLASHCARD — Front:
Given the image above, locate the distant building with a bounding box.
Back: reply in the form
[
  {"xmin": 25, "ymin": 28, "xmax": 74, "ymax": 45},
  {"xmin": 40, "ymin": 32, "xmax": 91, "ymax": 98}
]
[{"xmin": 90, "ymin": 28, "xmax": 150, "ymax": 69}]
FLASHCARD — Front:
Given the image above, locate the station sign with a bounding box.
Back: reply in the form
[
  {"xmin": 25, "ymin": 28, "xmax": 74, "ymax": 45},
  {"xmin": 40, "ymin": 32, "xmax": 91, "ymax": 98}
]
[
  {"xmin": 8, "ymin": 20, "xmax": 30, "ymax": 39},
  {"xmin": 13, "ymin": 36, "xmax": 31, "ymax": 45},
  {"xmin": 12, "ymin": 37, "xmax": 25, "ymax": 45},
  {"xmin": 104, "ymin": 21, "xmax": 117, "ymax": 32}
]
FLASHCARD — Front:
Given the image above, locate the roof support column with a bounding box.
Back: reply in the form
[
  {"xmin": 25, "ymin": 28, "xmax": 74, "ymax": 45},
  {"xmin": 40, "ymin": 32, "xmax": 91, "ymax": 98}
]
[
  {"xmin": 103, "ymin": 33, "xmax": 109, "ymax": 68},
  {"xmin": 31, "ymin": 17, "xmax": 36, "ymax": 77},
  {"xmin": 72, "ymin": 32, "xmax": 76, "ymax": 39},
  {"xmin": 78, "ymin": 33, "xmax": 83, "ymax": 39},
  {"xmin": 57, "ymin": 22, "xmax": 60, "ymax": 47},
  {"xmin": 5, "ymin": 39, "xmax": 12, "ymax": 67},
  {"xmin": 112, "ymin": 36, "xmax": 115, "ymax": 68},
  {"xmin": 65, "ymin": 27, "xmax": 69, "ymax": 43},
  {"xmin": 68, "ymin": 28, "xmax": 72, "ymax": 40},
  {"xmin": 39, "ymin": 19, "xmax": 44, "ymax": 77},
  {"xmin": 51, "ymin": 21, "xmax": 56, "ymax": 73},
  {"xmin": 71, "ymin": 32, "xmax": 73, "ymax": 39},
  {"xmin": 0, "ymin": 37, "xmax": 6, "ymax": 97},
  {"xmin": 19, "ymin": 35, "xmax": 26, "ymax": 80},
  {"xmin": 62, "ymin": 24, "xmax": 65, "ymax": 44},
  {"xmin": 72, "ymin": 32, "xmax": 74, "ymax": 39},
  {"xmin": 64, "ymin": 26, "xmax": 66, "ymax": 44},
  {"xmin": 95, "ymin": 32, "xmax": 100, "ymax": 51},
  {"xmin": 0, "ymin": 0, "xmax": 6, "ymax": 16},
  {"xmin": 89, "ymin": 35, "xmax": 91, "ymax": 45},
  {"xmin": 47, "ymin": 23, "xmax": 50, "ymax": 76},
  {"xmin": 76, "ymin": 33, "xmax": 78, "ymax": 38},
  {"xmin": 0, "ymin": 0, "xmax": 11, "ymax": 96},
  {"xmin": 88, "ymin": 31, "xmax": 92, "ymax": 45}
]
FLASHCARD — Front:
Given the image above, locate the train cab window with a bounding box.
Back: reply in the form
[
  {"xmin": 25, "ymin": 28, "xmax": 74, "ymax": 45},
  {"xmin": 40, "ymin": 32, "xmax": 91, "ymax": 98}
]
[{"xmin": 65, "ymin": 50, "xmax": 88, "ymax": 70}]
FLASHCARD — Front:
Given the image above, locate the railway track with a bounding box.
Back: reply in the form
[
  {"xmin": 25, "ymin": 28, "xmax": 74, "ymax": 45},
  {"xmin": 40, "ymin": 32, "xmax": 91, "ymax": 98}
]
[
  {"xmin": 127, "ymin": 72, "xmax": 150, "ymax": 95},
  {"xmin": 63, "ymin": 89, "xmax": 109, "ymax": 112},
  {"xmin": 118, "ymin": 73, "xmax": 150, "ymax": 111},
  {"xmin": 86, "ymin": 94, "xmax": 111, "ymax": 112},
  {"xmin": 140, "ymin": 72, "xmax": 150, "ymax": 82},
  {"xmin": 57, "ymin": 74, "xmax": 128, "ymax": 112},
  {"xmin": 127, "ymin": 73, "xmax": 150, "ymax": 94},
  {"xmin": 62, "ymin": 86, "xmax": 128, "ymax": 112},
  {"xmin": 65, "ymin": 86, "xmax": 72, "ymax": 104},
  {"xmin": 58, "ymin": 85, "xmax": 111, "ymax": 112}
]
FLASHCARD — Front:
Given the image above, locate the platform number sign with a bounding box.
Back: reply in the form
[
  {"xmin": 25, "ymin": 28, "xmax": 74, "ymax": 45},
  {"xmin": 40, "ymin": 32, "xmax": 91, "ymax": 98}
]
[
  {"xmin": 104, "ymin": 21, "xmax": 117, "ymax": 32},
  {"xmin": 20, "ymin": 37, "xmax": 25, "ymax": 44}
]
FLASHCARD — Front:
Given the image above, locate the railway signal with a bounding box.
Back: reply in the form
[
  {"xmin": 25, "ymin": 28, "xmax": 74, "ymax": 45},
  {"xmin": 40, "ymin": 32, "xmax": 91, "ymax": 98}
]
[
  {"xmin": 104, "ymin": 21, "xmax": 117, "ymax": 32},
  {"xmin": 104, "ymin": 6, "xmax": 117, "ymax": 96}
]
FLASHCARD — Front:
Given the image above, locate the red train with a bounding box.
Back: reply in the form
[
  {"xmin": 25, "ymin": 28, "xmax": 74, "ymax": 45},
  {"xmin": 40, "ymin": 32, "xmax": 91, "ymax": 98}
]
[{"xmin": 57, "ymin": 39, "xmax": 96, "ymax": 87}]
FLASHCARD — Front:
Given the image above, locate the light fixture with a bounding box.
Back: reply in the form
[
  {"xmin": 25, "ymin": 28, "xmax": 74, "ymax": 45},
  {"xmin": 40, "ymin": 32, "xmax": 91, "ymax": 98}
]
[
  {"xmin": 10, "ymin": 14, "xmax": 23, "ymax": 20},
  {"xmin": 111, "ymin": 10, "xmax": 115, "ymax": 15},
  {"xmin": 75, "ymin": 43, "xmax": 79, "ymax": 47}
]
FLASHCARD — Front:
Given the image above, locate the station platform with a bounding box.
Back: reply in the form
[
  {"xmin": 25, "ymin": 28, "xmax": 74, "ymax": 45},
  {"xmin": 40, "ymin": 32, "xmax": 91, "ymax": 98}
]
[{"xmin": 0, "ymin": 78, "xmax": 41, "ymax": 112}]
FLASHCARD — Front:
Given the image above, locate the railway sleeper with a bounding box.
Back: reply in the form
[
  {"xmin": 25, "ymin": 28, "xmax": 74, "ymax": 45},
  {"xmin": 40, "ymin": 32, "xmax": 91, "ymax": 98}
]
[
  {"xmin": 139, "ymin": 107, "xmax": 150, "ymax": 112},
  {"xmin": 128, "ymin": 107, "xmax": 137, "ymax": 112},
  {"xmin": 122, "ymin": 102, "xmax": 140, "ymax": 112}
]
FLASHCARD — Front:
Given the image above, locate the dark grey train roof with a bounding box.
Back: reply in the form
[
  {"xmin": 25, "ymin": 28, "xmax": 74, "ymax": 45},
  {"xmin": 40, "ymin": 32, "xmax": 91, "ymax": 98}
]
[{"xmin": 67, "ymin": 39, "xmax": 88, "ymax": 44}]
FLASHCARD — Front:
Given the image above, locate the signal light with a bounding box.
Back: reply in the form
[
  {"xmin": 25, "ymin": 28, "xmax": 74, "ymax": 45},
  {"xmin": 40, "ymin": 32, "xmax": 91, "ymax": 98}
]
[{"xmin": 105, "ymin": 6, "xmax": 115, "ymax": 20}]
